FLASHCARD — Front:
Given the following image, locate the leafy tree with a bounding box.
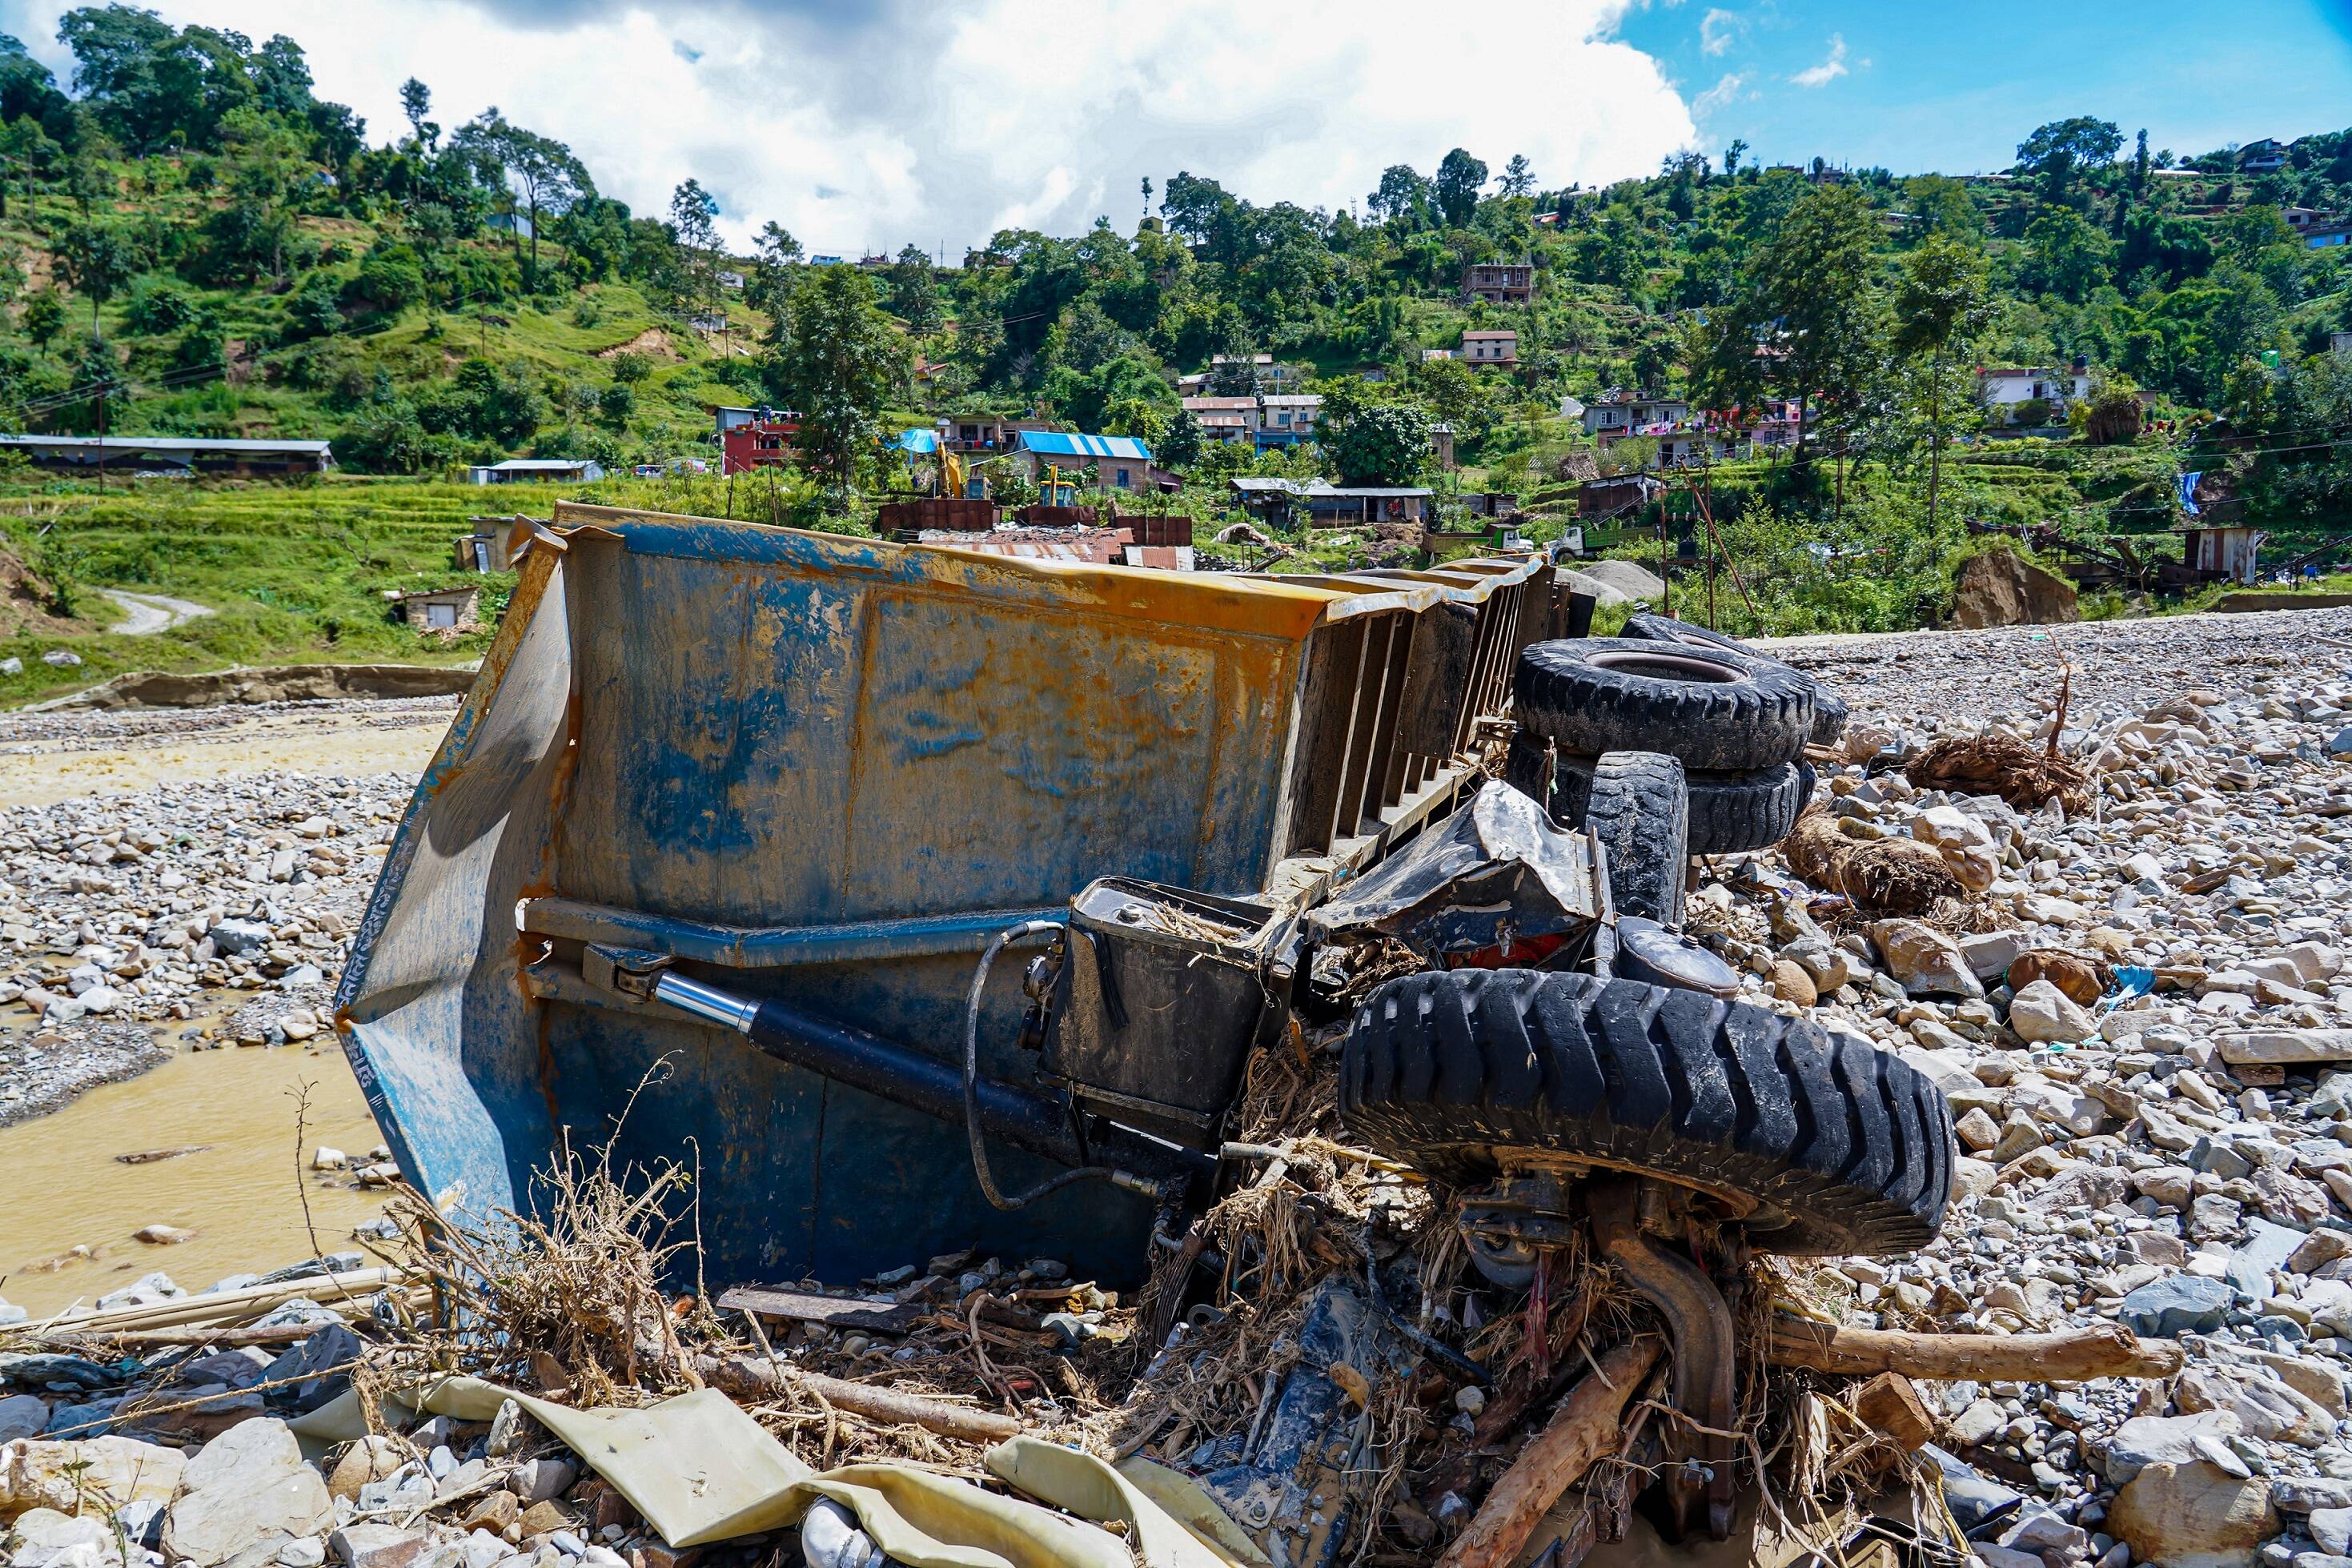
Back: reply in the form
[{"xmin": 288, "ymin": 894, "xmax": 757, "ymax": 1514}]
[
  {"xmin": 21, "ymin": 289, "xmax": 66, "ymax": 347},
  {"xmin": 1892, "ymin": 234, "xmax": 1991, "ymax": 531},
  {"xmin": 1723, "ymin": 138, "xmax": 1748, "ymax": 179},
  {"xmin": 668, "ymin": 177, "xmax": 722, "ymax": 316},
  {"xmin": 54, "ymin": 221, "xmax": 140, "ymax": 336},
  {"xmin": 1499, "ymin": 154, "xmax": 1535, "ymax": 199},
  {"xmin": 597, "ymin": 382, "xmax": 634, "ymax": 427},
  {"xmin": 1320, "ymin": 379, "xmax": 1431, "ymax": 484},
  {"xmin": 745, "ymin": 220, "xmax": 803, "ymax": 318},
  {"xmin": 1157, "ymin": 407, "xmax": 1205, "ymax": 468},
  {"xmin": 452, "ymin": 109, "xmax": 588, "ymax": 285},
  {"xmin": 1433, "ymin": 149, "xmax": 1488, "ymax": 227},
  {"xmin": 2020, "ymin": 207, "xmax": 2114, "ymax": 303},
  {"xmin": 885, "ymin": 244, "xmax": 939, "ymax": 331},
  {"xmin": 1689, "ymin": 182, "xmax": 1884, "ymax": 465},
  {"xmin": 766, "ymin": 263, "xmax": 907, "ymax": 489},
  {"xmin": 399, "ymin": 77, "xmax": 432, "ymax": 144},
  {"xmin": 608, "ymin": 349, "xmax": 652, "ymax": 385},
  {"xmin": 1368, "ymin": 164, "xmax": 1432, "ymax": 227},
  {"xmin": 283, "ymin": 273, "xmax": 342, "ymax": 339},
  {"xmin": 2013, "ymin": 116, "xmax": 2122, "ymax": 207}
]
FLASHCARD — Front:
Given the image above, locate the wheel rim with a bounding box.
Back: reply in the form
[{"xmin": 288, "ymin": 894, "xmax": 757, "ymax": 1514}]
[{"xmin": 1583, "ymin": 648, "xmax": 1743, "ymax": 685}]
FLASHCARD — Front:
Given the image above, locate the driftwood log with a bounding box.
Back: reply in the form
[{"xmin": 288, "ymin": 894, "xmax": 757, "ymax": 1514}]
[
  {"xmin": 696, "ymin": 1353, "xmax": 1023, "ymax": 1442},
  {"xmin": 1783, "ymin": 806, "xmax": 1960, "ymax": 915},
  {"xmin": 1766, "ymin": 1316, "xmax": 2181, "ymax": 1382},
  {"xmin": 1439, "ymin": 1337, "xmax": 1664, "ymax": 1568}
]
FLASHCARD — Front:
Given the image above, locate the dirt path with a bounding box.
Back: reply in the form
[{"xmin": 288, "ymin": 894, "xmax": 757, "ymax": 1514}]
[{"xmin": 101, "ymin": 587, "xmax": 215, "ymax": 634}]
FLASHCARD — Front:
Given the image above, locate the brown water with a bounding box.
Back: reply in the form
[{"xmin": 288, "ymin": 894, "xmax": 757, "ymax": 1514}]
[{"xmin": 0, "ymin": 1026, "xmax": 395, "ymax": 1320}]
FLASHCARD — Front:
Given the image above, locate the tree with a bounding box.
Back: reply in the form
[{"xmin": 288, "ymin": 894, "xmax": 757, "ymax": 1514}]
[
  {"xmin": 1157, "ymin": 407, "xmax": 1204, "ymax": 469},
  {"xmin": 452, "ymin": 109, "xmax": 588, "ymax": 285},
  {"xmin": 1724, "ymin": 138, "xmax": 1748, "ymax": 179},
  {"xmin": 746, "ymin": 220, "xmax": 803, "ymax": 318},
  {"xmin": 767, "ymin": 263, "xmax": 906, "ymax": 490},
  {"xmin": 2013, "ymin": 116, "xmax": 2122, "ymax": 207},
  {"xmin": 1499, "ymin": 154, "xmax": 1535, "ymax": 199},
  {"xmin": 1688, "ymin": 182, "xmax": 1884, "ymax": 467},
  {"xmin": 54, "ymin": 221, "xmax": 139, "ymax": 337},
  {"xmin": 1433, "ymin": 148, "xmax": 1488, "ymax": 227},
  {"xmin": 21, "ymin": 289, "xmax": 66, "ymax": 347},
  {"xmin": 1368, "ymin": 164, "xmax": 1431, "ymax": 227},
  {"xmin": 668, "ymin": 177, "xmax": 721, "ymax": 315},
  {"xmin": 399, "ymin": 77, "xmax": 433, "ymax": 145},
  {"xmin": 1892, "ymin": 234, "xmax": 1991, "ymax": 533},
  {"xmin": 2020, "ymin": 206, "xmax": 2114, "ymax": 303},
  {"xmin": 885, "ymin": 243, "xmax": 938, "ymax": 331},
  {"xmin": 1319, "ymin": 380, "xmax": 1431, "ymax": 485}
]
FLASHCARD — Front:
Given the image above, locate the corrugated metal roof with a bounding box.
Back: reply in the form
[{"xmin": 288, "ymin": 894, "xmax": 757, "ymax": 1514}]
[
  {"xmin": 0, "ymin": 433, "xmax": 334, "ymax": 455},
  {"xmin": 1015, "ymin": 431, "xmax": 1154, "ymax": 462},
  {"xmin": 484, "ymin": 459, "xmax": 598, "ymax": 471}
]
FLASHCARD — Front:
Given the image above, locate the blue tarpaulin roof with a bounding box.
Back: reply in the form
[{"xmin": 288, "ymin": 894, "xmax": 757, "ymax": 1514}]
[
  {"xmin": 1015, "ymin": 431, "xmax": 1153, "ymax": 462},
  {"xmin": 893, "ymin": 428, "xmax": 941, "ymax": 454}
]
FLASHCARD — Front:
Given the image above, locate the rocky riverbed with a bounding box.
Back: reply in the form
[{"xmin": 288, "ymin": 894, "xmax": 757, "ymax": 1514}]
[
  {"xmin": 0, "ymin": 769, "xmax": 415, "ymax": 1128},
  {"xmin": 14, "ymin": 609, "xmax": 2352, "ymax": 1568}
]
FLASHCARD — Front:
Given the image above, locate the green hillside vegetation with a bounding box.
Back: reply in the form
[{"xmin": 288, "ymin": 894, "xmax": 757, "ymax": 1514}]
[{"xmin": 1, "ymin": 9, "xmax": 2349, "ymax": 701}]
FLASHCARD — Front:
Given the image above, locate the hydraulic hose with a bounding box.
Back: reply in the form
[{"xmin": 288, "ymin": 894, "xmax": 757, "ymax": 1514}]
[{"xmin": 965, "ymin": 918, "xmax": 1122, "ymax": 1210}]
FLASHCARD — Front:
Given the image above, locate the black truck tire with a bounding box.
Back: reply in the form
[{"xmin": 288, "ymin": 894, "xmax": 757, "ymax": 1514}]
[
  {"xmin": 1504, "ymin": 742, "xmax": 1807, "ymax": 856},
  {"xmin": 1514, "ymin": 637, "xmax": 1812, "ymax": 773},
  {"xmin": 1582, "ymin": 752, "xmax": 1688, "ymax": 929},
  {"xmin": 1339, "ymin": 968, "xmax": 1953, "ymax": 1257},
  {"xmin": 1682, "ymin": 761, "xmax": 1807, "ymax": 856},
  {"xmin": 1621, "ymin": 612, "xmax": 1849, "ymax": 747}
]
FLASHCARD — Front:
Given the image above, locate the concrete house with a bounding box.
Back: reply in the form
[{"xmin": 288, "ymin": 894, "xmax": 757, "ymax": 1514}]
[
  {"xmin": 1460, "ymin": 263, "xmax": 1534, "ymax": 306},
  {"xmin": 1461, "ymin": 330, "xmax": 1519, "ymax": 369},
  {"xmin": 468, "ymin": 458, "xmax": 604, "ymax": 485},
  {"xmin": 1977, "ymin": 368, "xmax": 2086, "ymax": 423},
  {"xmin": 1256, "ymin": 395, "xmax": 1322, "ymax": 448},
  {"xmin": 395, "ymin": 585, "xmax": 481, "ymax": 634},
  {"xmin": 1581, "ymin": 391, "xmax": 1688, "ymax": 437}
]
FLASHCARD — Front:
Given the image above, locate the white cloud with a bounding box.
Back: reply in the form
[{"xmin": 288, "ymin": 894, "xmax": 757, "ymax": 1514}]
[
  {"xmin": 1691, "ymin": 73, "xmax": 1748, "ymax": 118},
  {"xmin": 1699, "ymin": 8, "xmax": 1743, "ymax": 57},
  {"xmin": 1789, "ymin": 33, "xmax": 1848, "ymax": 89},
  {"xmin": 0, "ymin": 0, "xmax": 1698, "ymax": 253}
]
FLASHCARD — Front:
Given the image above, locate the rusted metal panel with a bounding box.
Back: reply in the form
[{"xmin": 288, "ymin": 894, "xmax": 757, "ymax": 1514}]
[{"xmin": 339, "ymin": 507, "xmax": 1546, "ymax": 1285}]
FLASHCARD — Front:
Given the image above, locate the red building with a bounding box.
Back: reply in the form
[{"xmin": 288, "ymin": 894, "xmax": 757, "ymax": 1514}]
[{"xmin": 719, "ymin": 410, "xmax": 801, "ymax": 475}]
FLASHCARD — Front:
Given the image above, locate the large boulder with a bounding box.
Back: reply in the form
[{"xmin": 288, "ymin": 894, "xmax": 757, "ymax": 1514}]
[
  {"xmin": 1, "ymin": 1436, "xmax": 186, "ymax": 1522},
  {"xmin": 1953, "ymin": 547, "xmax": 2080, "ymax": 630},
  {"xmin": 2108, "ymin": 1460, "xmax": 2278, "ymax": 1568},
  {"xmin": 162, "ymin": 1419, "xmax": 332, "ymax": 1568},
  {"xmin": 1574, "ymin": 559, "xmax": 1668, "ymax": 604},
  {"xmin": 2117, "ymin": 1457, "xmax": 2276, "ymax": 1568}
]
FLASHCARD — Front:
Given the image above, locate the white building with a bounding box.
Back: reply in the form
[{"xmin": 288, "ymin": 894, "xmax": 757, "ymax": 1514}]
[{"xmin": 1977, "ymin": 367, "xmax": 2087, "ymax": 424}]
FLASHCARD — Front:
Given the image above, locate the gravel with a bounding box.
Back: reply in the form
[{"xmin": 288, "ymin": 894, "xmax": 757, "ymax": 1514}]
[{"xmin": 0, "ymin": 768, "xmax": 414, "ymax": 1125}]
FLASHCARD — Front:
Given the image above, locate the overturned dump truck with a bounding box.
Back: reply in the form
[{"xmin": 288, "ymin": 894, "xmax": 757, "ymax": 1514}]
[{"xmin": 339, "ymin": 502, "xmax": 1952, "ymax": 1546}]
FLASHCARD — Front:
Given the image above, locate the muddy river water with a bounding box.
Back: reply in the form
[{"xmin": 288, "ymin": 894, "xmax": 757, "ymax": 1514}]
[{"xmin": 0, "ymin": 1028, "xmax": 395, "ymax": 1321}]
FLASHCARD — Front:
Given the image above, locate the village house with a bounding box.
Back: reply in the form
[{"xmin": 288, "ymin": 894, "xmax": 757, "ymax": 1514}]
[
  {"xmin": 1182, "ymin": 395, "xmax": 1262, "ymax": 444},
  {"xmin": 1977, "ymin": 367, "xmax": 2087, "ymax": 424},
  {"xmin": 716, "ymin": 407, "xmax": 802, "ymax": 475},
  {"xmin": 468, "ymin": 458, "xmax": 604, "ymax": 485},
  {"xmin": 2238, "ymin": 138, "xmax": 2290, "ymax": 173},
  {"xmin": 1255, "ymin": 394, "xmax": 1322, "ymax": 448},
  {"xmin": 936, "ymin": 415, "xmax": 1059, "ymax": 454},
  {"xmin": 395, "ymin": 585, "xmax": 481, "ymax": 635},
  {"xmin": 1461, "ymin": 330, "xmax": 1519, "ymax": 369},
  {"xmin": 1226, "ymin": 476, "xmax": 1432, "ymax": 526},
  {"xmin": 452, "ymin": 515, "xmax": 530, "ymax": 572},
  {"xmin": 1459, "ymin": 263, "xmax": 1534, "ymax": 306},
  {"xmin": 0, "ymin": 433, "xmax": 334, "ymax": 479},
  {"xmin": 1580, "ymin": 390, "xmax": 1689, "ymax": 438},
  {"xmin": 1013, "ymin": 430, "xmax": 1162, "ymax": 499}
]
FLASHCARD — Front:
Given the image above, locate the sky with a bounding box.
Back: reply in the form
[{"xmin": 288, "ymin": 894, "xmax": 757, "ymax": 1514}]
[{"xmin": 1, "ymin": 0, "xmax": 2349, "ymax": 258}]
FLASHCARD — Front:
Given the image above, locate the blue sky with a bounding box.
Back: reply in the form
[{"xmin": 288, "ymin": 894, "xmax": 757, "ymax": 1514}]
[{"xmin": 1618, "ymin": 1, "xmax": 2352, "ymax": 178}]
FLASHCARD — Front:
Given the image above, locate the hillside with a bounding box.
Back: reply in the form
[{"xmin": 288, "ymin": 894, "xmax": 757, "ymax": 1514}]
[{"xmin": 0, "ymin": 12, "xmax": 2348, "ymax": 699}]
